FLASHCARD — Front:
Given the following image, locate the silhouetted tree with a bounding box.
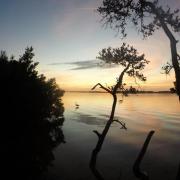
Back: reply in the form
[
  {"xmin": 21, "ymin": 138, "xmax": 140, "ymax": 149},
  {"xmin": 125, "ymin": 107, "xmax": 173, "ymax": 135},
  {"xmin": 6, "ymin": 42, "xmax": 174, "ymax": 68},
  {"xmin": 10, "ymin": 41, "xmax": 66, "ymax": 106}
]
[
  {"xmin": 170, "ymin": 87, "xmax": 176, "ymax": 93},
  {"xmin": 90, "ymin": 43, "xmax": 149, "ymax": 180},
  {"xmin": 98, "ymin": 0, "xmax": 180, "ymax": 99},
  {"xmin": 0, "ymin": 47, "xmax": 65, "ymax": 180}
]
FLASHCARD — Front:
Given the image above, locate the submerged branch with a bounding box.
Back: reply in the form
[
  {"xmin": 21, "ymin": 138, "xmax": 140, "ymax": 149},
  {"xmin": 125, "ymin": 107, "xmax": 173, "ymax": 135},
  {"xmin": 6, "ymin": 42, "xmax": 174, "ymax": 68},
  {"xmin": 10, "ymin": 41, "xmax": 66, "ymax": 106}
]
[{"xmin": 133, "ymin": 130, "xmax": 155, "ymax": 180}]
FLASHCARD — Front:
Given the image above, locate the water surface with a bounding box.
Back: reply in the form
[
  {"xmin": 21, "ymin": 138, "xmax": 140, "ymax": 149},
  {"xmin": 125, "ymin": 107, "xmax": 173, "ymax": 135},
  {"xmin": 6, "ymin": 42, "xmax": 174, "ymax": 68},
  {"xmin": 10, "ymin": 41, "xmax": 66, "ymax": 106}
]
[{"xmin": 48, "ymin": 93, "xmax": 180, "ymax": 180}]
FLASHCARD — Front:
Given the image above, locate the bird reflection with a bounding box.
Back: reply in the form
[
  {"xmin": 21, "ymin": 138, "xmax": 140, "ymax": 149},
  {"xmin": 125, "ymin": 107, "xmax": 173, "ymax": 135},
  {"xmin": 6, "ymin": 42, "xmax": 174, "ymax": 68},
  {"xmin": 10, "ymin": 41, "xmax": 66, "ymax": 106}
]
[{"xmin": 75, "ymin": 102, "xmax": 80, "ymax": 110}]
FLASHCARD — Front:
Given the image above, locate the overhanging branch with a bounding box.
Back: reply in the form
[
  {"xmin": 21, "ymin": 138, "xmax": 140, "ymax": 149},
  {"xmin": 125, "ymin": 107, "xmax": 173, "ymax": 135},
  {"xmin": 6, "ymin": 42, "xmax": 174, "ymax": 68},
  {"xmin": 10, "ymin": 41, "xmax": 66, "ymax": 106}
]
[{"xmin": 92, "ymin": 83, "xmax": 112, "ymax": 94}]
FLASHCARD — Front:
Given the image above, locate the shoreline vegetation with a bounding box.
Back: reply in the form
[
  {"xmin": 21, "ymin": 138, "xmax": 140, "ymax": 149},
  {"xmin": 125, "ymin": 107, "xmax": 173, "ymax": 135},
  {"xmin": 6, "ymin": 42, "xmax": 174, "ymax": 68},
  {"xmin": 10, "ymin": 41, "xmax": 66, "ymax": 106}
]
[{"xmin": 1, "ymin": 47, "xmax": 65, "ymax": 179}]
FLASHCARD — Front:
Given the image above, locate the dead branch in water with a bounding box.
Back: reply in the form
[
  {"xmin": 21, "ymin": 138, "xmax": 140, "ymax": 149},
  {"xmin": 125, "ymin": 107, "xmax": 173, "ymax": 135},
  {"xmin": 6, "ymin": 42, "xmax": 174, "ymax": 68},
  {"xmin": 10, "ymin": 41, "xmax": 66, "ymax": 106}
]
[{"xmin": 133, "ymin": 130, "xmax": 155, "ymax": 180}]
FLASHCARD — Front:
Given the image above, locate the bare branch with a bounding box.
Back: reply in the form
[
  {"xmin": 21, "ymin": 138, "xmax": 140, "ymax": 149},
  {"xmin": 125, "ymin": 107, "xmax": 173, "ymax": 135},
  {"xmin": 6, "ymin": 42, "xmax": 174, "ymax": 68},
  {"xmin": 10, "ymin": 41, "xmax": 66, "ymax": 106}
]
[
  {"xmin": 113, "ymin": 119, "xmax": 127, "ymax": 130},
  {"xmin": 93, "ymin": 130, "xmax": 101, "ymax": 138},
  {"xmin": 133, "ymin": 130, "xmax": 155, "ymax": 180},
  {"xmin": 91, "ymin": 83, "xmax": 112, "ymax": 94}
]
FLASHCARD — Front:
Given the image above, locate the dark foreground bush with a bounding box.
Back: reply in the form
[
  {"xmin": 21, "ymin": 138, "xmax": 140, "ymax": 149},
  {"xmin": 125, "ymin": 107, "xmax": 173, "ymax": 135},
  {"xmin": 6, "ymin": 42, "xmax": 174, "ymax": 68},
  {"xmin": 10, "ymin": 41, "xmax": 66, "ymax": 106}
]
[{"xmin": 0, "ymin": 47, "xmax": 65, "ymax": 180}]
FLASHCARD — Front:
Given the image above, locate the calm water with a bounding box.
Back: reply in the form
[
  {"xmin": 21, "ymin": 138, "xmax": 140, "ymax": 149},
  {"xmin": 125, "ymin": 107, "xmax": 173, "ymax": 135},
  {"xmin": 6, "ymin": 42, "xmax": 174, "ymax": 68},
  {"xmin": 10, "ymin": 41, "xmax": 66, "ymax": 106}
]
[{"xmin": 47, "ymin": 93, "xmax": 180, "ymax": 180}]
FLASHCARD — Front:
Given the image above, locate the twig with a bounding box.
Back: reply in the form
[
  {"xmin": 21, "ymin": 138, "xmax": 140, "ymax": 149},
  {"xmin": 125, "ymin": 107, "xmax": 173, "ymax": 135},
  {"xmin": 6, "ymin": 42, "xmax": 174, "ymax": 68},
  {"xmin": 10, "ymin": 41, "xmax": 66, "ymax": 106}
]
[
  {"xmin": 113, "ymin": 119, "xmax": 127, "ymax": 130},
  {"xmin": 93, "ymin": 130, "xmax": 101, "ymax": 138},
  {"xmin": 133, "ymin": 130, "xmax": 155, "ymax": 180}
]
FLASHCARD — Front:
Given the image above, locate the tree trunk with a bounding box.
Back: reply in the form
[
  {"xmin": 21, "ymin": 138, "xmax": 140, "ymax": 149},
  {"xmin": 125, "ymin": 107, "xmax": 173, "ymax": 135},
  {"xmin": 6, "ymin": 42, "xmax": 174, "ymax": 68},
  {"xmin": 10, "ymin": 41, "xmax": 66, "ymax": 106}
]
[
  {"xmin": 170, "ymin": 41, "xmax": 180, "ymax": 100},
  {"xmin": 159, "ymin": 18, "xmax": 180, "ymax": 100},
  {"xmin": 89, "ymin": 94, "xmax": 117, "ymax": 180}
]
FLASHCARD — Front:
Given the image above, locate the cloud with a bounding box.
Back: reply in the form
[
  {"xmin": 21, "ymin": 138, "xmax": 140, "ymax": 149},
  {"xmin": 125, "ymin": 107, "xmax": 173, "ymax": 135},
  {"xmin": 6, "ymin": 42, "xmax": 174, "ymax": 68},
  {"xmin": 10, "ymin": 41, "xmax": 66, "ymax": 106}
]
[
  {"xmin": 68, "ymin": 60, "xmax": 101, "ymax": 70},
  {"xmin": 48, "ymin": 59, "xmax": 119, "ymax": 70},
  {"xmin": 48, "ymin": 59, "xmax": 101, "ymax": 70}
]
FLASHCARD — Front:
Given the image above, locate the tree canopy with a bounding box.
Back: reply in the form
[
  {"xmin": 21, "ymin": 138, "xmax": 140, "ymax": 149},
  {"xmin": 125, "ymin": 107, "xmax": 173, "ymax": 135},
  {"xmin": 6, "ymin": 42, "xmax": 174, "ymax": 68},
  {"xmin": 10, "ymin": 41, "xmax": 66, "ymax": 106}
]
[
  {"xmin": 97, "ymin": 43, "xmax": 149, "ymax": 94},
  {"xmin": 98, "ymin": 0, "xmax": 180, "ymax": 38},
  {"xmin": 98, "ymin": 0, "xmax": 180, "ymax": 99},
  {"xmin": 0, "ymin": 47, "xmax": 65, "ymax": 179}
]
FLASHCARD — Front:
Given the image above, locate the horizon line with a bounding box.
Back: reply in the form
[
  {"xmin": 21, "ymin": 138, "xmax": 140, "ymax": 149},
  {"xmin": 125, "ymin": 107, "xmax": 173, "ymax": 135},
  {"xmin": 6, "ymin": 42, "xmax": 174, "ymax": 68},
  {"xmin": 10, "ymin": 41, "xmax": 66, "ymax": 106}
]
[{"xmin": 64, "ymin": 90, "xmax": 174, "ymax": 93}]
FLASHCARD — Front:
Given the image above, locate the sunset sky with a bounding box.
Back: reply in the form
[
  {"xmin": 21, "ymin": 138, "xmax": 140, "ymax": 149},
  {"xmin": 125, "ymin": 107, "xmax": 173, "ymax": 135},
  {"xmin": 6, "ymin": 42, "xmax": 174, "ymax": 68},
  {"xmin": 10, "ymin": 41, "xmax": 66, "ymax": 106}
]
[{"xmin": 0, "ymin": 0, "xmax": 180, "ymax": 91}]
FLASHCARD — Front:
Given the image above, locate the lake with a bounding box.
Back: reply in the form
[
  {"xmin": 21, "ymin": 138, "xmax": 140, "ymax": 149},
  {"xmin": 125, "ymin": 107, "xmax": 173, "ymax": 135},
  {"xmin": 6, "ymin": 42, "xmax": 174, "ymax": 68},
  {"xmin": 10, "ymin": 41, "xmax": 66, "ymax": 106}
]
[{"xmin": 47, "ymin": 93, "xmax": 180, "ymax": 180}]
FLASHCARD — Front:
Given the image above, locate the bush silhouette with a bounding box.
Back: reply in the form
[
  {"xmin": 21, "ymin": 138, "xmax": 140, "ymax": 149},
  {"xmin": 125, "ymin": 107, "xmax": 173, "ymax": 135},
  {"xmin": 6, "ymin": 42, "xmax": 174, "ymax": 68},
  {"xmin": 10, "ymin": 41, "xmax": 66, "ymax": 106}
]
[{"xmin": 0, "ymin": 47, "xmax": 65, "ymax": 179}]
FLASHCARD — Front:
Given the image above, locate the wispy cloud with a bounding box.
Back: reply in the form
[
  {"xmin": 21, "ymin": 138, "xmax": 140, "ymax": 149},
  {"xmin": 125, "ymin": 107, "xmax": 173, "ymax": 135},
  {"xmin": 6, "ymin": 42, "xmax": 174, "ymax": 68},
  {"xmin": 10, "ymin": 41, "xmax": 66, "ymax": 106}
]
[
  {"xmin": 48, "ymin": 59, "xmax": 118, "ymax": 70},
  {"xmin": 68, "ymin": 60, "xmax": 101, "ymax": 70}
]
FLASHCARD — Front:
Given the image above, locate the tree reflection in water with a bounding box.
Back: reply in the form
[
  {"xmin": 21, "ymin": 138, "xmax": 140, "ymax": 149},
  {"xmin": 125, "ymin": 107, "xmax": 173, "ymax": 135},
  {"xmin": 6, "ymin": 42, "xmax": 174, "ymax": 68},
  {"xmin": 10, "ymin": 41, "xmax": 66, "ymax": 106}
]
[{"xmin": 0, "ymin": 47, "xmax": 65, "ymax": 180}]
